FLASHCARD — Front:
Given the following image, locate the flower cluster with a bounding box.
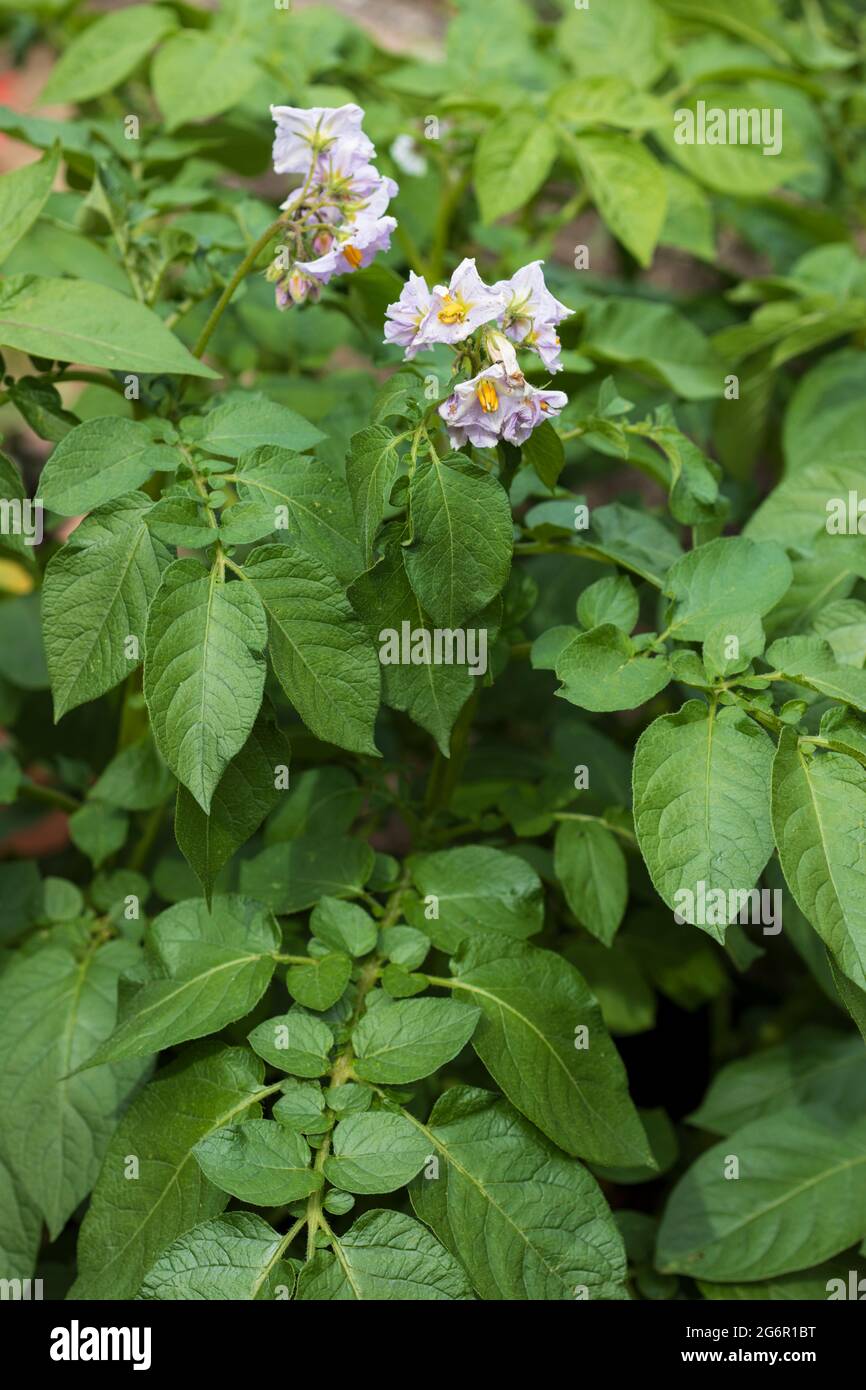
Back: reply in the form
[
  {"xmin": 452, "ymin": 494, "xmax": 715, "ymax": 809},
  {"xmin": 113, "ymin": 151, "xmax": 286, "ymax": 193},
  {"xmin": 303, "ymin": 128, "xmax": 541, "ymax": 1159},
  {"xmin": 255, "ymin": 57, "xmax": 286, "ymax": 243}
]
[
  {"xmin": 268, "ymin": 103, "xmax": 398, "ymax": 309},
  {"xmin": 384, "ymin": 258, "xmax": 571, "ymax": 448}
]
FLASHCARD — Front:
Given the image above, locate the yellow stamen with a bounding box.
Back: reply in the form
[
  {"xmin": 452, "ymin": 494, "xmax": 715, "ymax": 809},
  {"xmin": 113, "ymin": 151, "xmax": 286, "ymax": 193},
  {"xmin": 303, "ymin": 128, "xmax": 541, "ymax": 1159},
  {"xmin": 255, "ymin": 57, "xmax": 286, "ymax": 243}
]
[
  {"xmin": 438, "ymin": 293, "xmax": 470, "ymax": 325},
  {"xmin": 539, "ymin": 400, "xmax": 549, "ymax": 412},
  {"xmin": 344, "ymin": 245, "xmax": 363, "ymax": 269},
  {"xmin": 476, "ymin": 380, "xmax": 499, "ymax": 413}
]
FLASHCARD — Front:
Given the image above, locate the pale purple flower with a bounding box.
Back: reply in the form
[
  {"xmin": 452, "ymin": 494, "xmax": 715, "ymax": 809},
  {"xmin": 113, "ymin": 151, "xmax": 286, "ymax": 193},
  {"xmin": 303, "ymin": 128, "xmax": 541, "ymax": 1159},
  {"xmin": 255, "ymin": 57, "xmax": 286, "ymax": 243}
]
[
  {"xmin": 298, "ymin": 213, "xmax": 397, "ymax": 283},
  {"xmin": 384, "ymin": 272, "xmax": 433, "ymax": 358},
  {"xmin": 491, "ymin": 260, "xmax": 572, "ymax": 372},
  {"xmin": 418, "ymin": 258, "xmax": 505, "ymax": 346},
  {"xmin": 271, "ymin": 103, "xmax": 374, "ymax": 176},
  {"xmin": 438, "ymin": 366, "xmax": 567, "ymax": 449}
]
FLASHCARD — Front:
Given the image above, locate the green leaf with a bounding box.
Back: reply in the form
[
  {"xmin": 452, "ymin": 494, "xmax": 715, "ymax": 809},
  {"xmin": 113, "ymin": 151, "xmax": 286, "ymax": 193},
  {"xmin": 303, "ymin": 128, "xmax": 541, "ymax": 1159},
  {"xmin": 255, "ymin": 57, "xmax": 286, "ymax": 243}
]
[
  {"xmin": 571, "ymin": 133, "xmax": 667, "ymax": 268},
  {"xmin": 767, "ymin": 635, "xmax": 866, "ymax": 713},
  {"xmin": 349, "ymin": 533, "xmax": 484, "ymax": 756},
  {"xmin": 346, "ymin": 424, "xmax": 402, "ymax": 565},
  {"xmin": 144, "ymin": 559, "xmax": 267, "ymax": 812},
  {"xmin": 310, "ymin": 897, "xmax": 378, "ymax": 959},
  {"xmin": 324, "ymin": 1110, "xmax": 429, "ymax": 1194},
  {"xmin": 577, "ymin": 575, "xmax": 638, "ymax": 633},
  {"xmin": 272, "ymin": 1080, "xmax": 328, "ymax": 1135},
  {"xmin": 352, "ymin": 997, "xmax": 480, "ymax": 1084},
  {"xmin": 69, "ymin": 800, "xmax": 129, "ymax": 868},
  {"xmin": 410, "ymin": 1086, "xmax": 628, "ymax": 1300},
  {"xmin": 407, "ymin": 845, "xmax": 544, "ymax": 953},
  {"xmin": 555, "ymin": 625, "xmax": 671, "ymax": 713},
  {"xmin": 72, "ymin": 1043, "xmax": 268, "ymax": 1300},
  {"xmin": 0, "ymin": 592, "xmax": 49, "ymax": 690},
  {"xmin": 475, "ymin": 113, "xmax": 557, "ymax": 222},
  {"xmin": 247, "ymin": 1011, "xmax": 334, "ymax": 1078},
  {"xmin": 286, "ymin": 953, "xmax": 352, "ymax": 1011},
  {"xmin": 688, "ymin": 1028, "xmax": 866, "ymax": 1136},
  {"xmin": 451, "ymin": 935, "xmax": 653, "ymax": 1167},
  {"xmin": 772, "ymin": 729, "xmax": 866, "ymax": 990},
  {"xmin": 194, "ymin": 1119, "xmax": 320, "ymax": 1205},
  {"xmin": 554, "ymin": 819, "xmax": 628, "ymax": 946},
  {"xmin": 0, "ymin": 452, "xmax": 35, "ymax": 563},
  {"xmin": 175, "ymin": 709, "xmax": 289, "ymax": 901},
  {"xmin": 43, "ymin": 493, "xmax": 166, "ymax": 720},
  {"xmin": 633, "ymin": 702, "xmax": 775, "ymax": 939},
  {"xmin": 556, "ymin": 0, "xmax": 665, "ymax": 87},
  {"xmin": 0, "ymin": 275, "xmax": 217, "ymax": 377},
  {"xmin": 198, "ymin": 396, "xmax": 324, "ymax": 458},
  {"xmin": 579, "ymin": 299, "xmax": 725, "ymax": 401},
  {"xmin": 657, "ymin": 1106, "xmax": 866, "ymax": 1281},
  {"xmin": 240, "ymin": 836, "xmax": 374, "ymax": 915},
  {"xmin": 0, "ymin": 940, "xmax": 147, "ymax": 1239},
  {"xmin": 232, "ymin": 445, "xmax": 360, "ymax": 583},
  {"xmin": 0, "ymin": 143, "xmax": 59, "ymax": 266},
  {"xmin": 264, "ymin": 765, "xmax": 362, "ymax": 843},
  {"xmin": 296, "ymin": 1209, "xmax": 474, "ymax": 1300},
  {"xmin": 0, "ymin": 1154, "xmax": 41, "ymax": 1280},
  {"xmin": 91, "ymin": 735, "xmax": 174, "ymax": 811},
  {"xmin": 404, "ymin": 455, "xmax": 512, "ymax": 628},
  {"xmin": 39, "ymin": 418, "xmax": 179, "ymax": 516},
  {"xmin": 86, "ymin": 896, "xmax": 280, "ymax": 1065},
  {"xmin": 663, "ymin": 537, "xmax": 793, "ymax": 641},
  {"xmin": 138, "ymin": 1212, "xmax": 288, "ymax": 1300},
  {"xmin": 41, "ymin": 6, "xmax": 176, "ymax": 103},
  {"xmin": 243, "ymin": 545, "xmax": 380, "ymax": 757},
  {"xmin": 152, "ymin": 31, "xmax": 260, "ymax": 132}
]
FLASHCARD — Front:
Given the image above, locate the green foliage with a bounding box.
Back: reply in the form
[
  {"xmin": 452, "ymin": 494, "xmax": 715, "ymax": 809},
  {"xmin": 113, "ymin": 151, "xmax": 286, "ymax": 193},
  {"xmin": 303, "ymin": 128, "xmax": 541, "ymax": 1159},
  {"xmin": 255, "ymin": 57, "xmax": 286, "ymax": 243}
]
[{"xmin": 2, "ymin": 0, "xmax": 866, "ymax": 1308}]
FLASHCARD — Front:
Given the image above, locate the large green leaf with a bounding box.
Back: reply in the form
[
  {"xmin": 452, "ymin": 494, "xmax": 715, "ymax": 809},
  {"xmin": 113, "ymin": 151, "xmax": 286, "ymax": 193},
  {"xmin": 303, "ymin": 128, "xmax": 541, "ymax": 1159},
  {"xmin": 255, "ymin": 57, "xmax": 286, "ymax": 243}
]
[
  {"xmin": 772, "ymin": 729, "xmax": 866, "ymax": 990},
  {"xmin": 663, "ymin": 536, "xmax": 793, "ymax": 641},
  {"xmin": 0, "ymin": 939, "xmax": 147, "ymax": 1239},
  {"xmin": 767, "ymin": 635, "xmax": 866, "ymax": 713},
  {"xmin": 688, "ymin": 1028, "xmax": 866, "ymax": 1136},
  {"xmin": 231, "ymin": 445, "xmax": 360, "ymax": 582},
  {"xmin": 43, "ymin": 492, "xmax": 167, "ymax": 720},
  {"xmin": 407, "ymin": 845, "xmax": 543, "ymax": 952},
  {"xmin": 86, "ymin": 896, "xmax": 280, "ymax": 1066},
  {"xmin": 657, "ymin": 1106, "xmax": 866, "ymax": 1281},
  {"xmin": 555, "ymin": 625, "xmax": 671, "ymax": 713},
  {"xmin": 404, "ymin": 455, "xmax": 512, "ymax": 628},
  {"xmin": 247, "ymin": 1011, "xmax": 335, "ymax": 1078},
  {"xmin": 39, "ymin": 418, "xmax": 179, "ymax": 515},
  {"xmin": 138, "ymin": 1212, "xmax": 288, "ymax": 1300},
  {"xmin": 243, "ymin": 545, "xmax": 380, "ymax": 756},
  {"xmin": 346, "ymin": 425, "xmax": 402, "ymax": 566},
  {"xmin": 475, "ymin": 113, "xmax": 557, "ymax": 223},
  {"xmin": 153, "ymin": 29, "xmax": 260, "ymax": 131},
  {"xmin": 0, "ymin": 275, "xmax": 217, "ymax": 376},
  {"xmin": 144, "ymin": 559, "xmax": 267, "ymax": 812},
  {"xmin": 175, "ymin": 709, "xmax": 289, "ymax": 902},
  {"xmin": 296, "ymin": 1209, "xmax": 474, "ymax": 1300},
  {"xmin": 451, "ymin": 935, "xmax": 653, "ymax": 1167},
  {"xmin": 410, "ymin": 1086, "xmax": 627, "ymax": 1300},
  {"xmin": 0, "ymin": 144, "xmax": 59, "ymax": 266},
  {"xmin": 240, "ymin": 836, "xmax": 375, "ymax": 915},
  {"xmin": 0, "ymin": 1154, "xmax": 41, "ymax": 1281},
  {"xmin": 633, "ymin": 702, "xmax": 775, "ymax": 938},
  {"xmin": 41, "ymin": 5, "xmax": 175, "ymax": 103},
  {"xmin": 571, "ymin": 133, "xmax": 667, "ymax": 268},
  {"xmin": 197, "ymin": 396, "xmax": 324, "ymax": 458},
  {"xmin": 72, "ymin": 1043, "xmax": 268, "ymax": 1299}
]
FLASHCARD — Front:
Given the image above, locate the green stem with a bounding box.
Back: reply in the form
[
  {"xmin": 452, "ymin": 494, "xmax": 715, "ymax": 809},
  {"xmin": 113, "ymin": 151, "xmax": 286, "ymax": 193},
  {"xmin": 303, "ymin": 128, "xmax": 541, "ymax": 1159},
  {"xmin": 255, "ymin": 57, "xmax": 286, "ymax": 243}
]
[
  {"xmin": 18, "ymin": 778, "xmax": 81, "ymax": 814},
  {"xmin": 553, "ymin": 812, "xmax": 637, "ymax": 845},
  {"xmin": 192, "ymin": 216, "xmax": 286, "ymax": 359},
  {"xmin": 128, "ymin": 799, "xmax": 169, "ymax": 873}
]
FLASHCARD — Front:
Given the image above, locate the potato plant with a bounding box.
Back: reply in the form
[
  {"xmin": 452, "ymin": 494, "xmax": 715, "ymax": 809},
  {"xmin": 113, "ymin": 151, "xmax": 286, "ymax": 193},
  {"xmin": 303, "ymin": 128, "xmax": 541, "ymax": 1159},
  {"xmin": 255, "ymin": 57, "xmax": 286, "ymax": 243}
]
[{"xmin": 0, "ymin": 0, "xmax": 866, "ymax": 1305}]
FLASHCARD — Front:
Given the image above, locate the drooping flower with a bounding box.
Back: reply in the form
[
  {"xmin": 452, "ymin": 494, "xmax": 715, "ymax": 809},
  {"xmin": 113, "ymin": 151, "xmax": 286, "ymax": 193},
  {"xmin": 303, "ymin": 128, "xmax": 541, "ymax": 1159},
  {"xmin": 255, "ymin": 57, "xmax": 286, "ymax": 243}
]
[
  {"xmin": 384, "ymin": 271, "xmax": 433, "ymax": 358},
  {"xmin": 271, "ymin": 103, "xmax": 374, "ymax": 176},
  {"xmin": 269, "ymin": 104, "xmax": 398, "ymax": 309},
  {"xmin": 491, "ymin": 260, "xmax": 572, "ymax": 372},
  {"xmin": 438, "ymin": 367, "xmax": 567, "ymax": 450},
  {"xmin": 418, "ymin": 258, "xmax": 505, "ymax": 346}
]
